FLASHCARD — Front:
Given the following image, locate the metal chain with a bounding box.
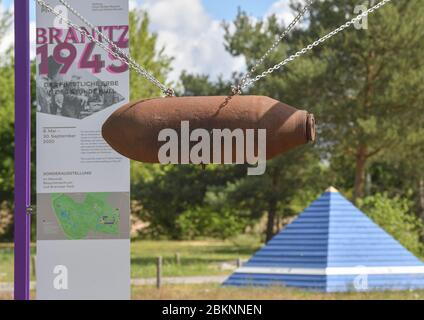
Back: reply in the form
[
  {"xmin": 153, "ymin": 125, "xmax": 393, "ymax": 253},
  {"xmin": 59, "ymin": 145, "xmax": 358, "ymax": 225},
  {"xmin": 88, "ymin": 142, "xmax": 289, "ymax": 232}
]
[
  {"xmin": 36, "ymin": 0, "xmax": 392, "ymax": 96},
  {"xmin": 35, "ymin": 0, "xmax": 174, "ymax": 96},
  {"xmin": 237, "ymin": 0, "xmax": 392, "ymax": 92},
  {"xmin": 235, "ymin": 0, "xmax": 314, "ymax": 94}
]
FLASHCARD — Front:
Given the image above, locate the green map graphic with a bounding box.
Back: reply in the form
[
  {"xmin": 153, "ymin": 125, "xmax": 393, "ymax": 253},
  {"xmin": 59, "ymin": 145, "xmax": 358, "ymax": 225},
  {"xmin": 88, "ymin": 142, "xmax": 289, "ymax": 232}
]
[{"xmin": 51, "ymin": 193, "xmax": 120, "ymax": 240}]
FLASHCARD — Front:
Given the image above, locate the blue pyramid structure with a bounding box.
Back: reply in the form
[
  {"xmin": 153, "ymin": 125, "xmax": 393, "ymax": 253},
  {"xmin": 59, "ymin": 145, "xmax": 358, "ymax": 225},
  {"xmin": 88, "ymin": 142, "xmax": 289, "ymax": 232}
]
[{"xmin": 224, "ymin": 187, "xmax": 424, "ymax": 292}]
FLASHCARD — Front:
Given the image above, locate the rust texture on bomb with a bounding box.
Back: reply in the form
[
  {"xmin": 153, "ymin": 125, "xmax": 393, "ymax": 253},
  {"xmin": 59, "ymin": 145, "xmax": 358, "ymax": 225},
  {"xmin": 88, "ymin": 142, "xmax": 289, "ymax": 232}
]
[{"xmin": 102, "ymin": 96, "xmax": 316, "ymax": 163}]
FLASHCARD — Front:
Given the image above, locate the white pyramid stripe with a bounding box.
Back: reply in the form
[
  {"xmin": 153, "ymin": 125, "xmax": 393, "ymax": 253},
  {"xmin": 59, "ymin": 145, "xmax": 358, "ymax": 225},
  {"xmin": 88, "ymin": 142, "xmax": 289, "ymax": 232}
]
[{"xmin": 236, "ymin": 266, "xmax": 424, "ymax": 276}]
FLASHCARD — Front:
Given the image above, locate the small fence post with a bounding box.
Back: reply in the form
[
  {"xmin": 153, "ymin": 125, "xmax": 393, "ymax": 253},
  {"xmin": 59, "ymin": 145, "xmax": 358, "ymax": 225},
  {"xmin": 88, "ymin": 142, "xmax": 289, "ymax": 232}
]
[
  {"xmin": 156, "ymin": 256, "xmax": 162, "ymax": 289},
  {"xmin": 175, "ymin": 252, "xmax": 181, "ymax": 265},
  {"xmin": 31, "ymin": 255, "xmax": 36, "ymax": 279},
  {"xmin": 237, "ymin": 258, "xmax": 242, "ymax": 268}
]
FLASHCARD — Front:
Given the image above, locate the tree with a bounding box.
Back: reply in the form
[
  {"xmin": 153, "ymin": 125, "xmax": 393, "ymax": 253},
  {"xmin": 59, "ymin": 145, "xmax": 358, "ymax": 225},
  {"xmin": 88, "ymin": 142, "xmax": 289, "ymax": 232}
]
[
  {"xmin": 298, "ymin": 0, "xmax": 424, "ymax": 202},
  {"xmin": 130, "ymin": 73, "xmax": 248, "ymax": 239},
  {"xmin": 181, "ymin": 69, "xmax": 325, "ymax": 241},
  {"xmin": 162, "ymin": 13, "xmax": 328, "ymax": 242},
  {"xmin": 45, "ymin": 2, "xmax": 423, "ymax": 244},
  {"xmin": 181, "ymin": 70, "xmax": 321, "ymax": 241},
  {"xmin": 0, "ymin": 2, "xmax": 14, "ymax": 240},
  {"xmin": 131, "ymin": 164, "xmax": 247, "ymax": 239},
  {"xmin": 0, "ymin": 201, "xmax": 12, "ymax": 238},
  {"xmin": 224, "ymin": 1, "xmax": 424, "ymax": 204},
  {"xmin": 221, "ymin": 10, "xmax": 327, "ymax": 241},
  {"xmin": 368, "ymin": 129, "xmax": 424, "ymax": 231},
  {"xmin": 0, "ymin": 56, "xmax": 14, "ymax": 205},
  {"xmin": 219, "ymin": 147, "xmax": 326, "ymax": 242},
  {"xmin": 128, "ymin": 10, "xmax": 177, "ymax": 203},
  {"xmin": 358, "ymin": 193, "xmax": 424, "ymax": 256},
  {"xmin": 179, "ymin": 71, "xmax": 234, "ymax": 97},
  {"xmin": 128, "ymin": 10, "xmax": 173, "ymax": 101},
  {"xmin": 0, "ymin": 0, "xmax": 11, "ymax": 44}
]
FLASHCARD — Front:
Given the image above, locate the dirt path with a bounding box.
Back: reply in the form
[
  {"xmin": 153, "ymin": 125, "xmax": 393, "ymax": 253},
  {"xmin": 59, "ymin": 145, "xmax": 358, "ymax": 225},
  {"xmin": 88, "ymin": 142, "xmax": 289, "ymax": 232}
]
[
  {"xmin": 0, "ymin": 275, "xmax": 228, "ymax": 293},
  {"xmin": 132, "ymin": 275, "xmax": 227, "ymax": 286}
]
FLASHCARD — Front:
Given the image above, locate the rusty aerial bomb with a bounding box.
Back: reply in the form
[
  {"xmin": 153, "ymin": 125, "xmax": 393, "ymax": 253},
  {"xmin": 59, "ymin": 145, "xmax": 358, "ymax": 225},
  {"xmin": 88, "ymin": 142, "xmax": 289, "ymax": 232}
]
[{"xmin": 102, "ymin": 95, "xmax": 316, "ymax": 164}]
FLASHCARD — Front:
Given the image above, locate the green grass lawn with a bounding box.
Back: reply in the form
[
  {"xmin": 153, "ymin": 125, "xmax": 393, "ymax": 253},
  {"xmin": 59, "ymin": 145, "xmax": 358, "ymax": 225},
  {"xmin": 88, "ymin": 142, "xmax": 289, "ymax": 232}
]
[
  {"xmin": 130, "ymin": 238, "xmax": 260, "ymax": 279},
  {"xmin": 1, "ymin": 285, "xmax": 423, "ymax": 300},
  {"xmin": 0, "ymin": 238, "xmax": 261, "ymax": 282},
  {"xmin": 0, "ymin": 243, "xmax": 37, "ymax": 283},
  {"xmin": 131, "ymin": 284, "xmax": 424, "ymax": 300},
  {"xmin": 1, "ymin": 239, "xmax": 424, "ymax": 300}
]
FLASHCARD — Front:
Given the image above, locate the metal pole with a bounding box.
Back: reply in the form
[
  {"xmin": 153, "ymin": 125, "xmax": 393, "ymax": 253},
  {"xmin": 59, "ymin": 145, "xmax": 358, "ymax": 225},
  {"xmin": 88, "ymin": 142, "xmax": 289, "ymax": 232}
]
[{"xmin": 14, "ymin": 0, "xmax": 31, "ymax": 300}]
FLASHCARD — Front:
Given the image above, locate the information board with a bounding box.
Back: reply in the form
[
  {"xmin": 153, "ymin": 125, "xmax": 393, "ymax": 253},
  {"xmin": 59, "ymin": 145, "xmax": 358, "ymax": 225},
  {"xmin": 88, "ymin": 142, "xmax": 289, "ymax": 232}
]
[{"xmin": 35, "ymin": 0, "xmax": 130, "ymax": 299}]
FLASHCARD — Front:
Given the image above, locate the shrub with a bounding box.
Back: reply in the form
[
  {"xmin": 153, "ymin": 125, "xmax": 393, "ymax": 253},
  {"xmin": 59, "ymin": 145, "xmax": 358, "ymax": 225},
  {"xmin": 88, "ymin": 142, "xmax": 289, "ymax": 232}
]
[
  {"xmin": 177, "ymin": 207, "xmax": 246, "ymax": 240},
  {"xmin": 357, "ymin": 193, "xmax": 424, "ymax": 257},
  {"xmin": 0, "ymin": 202, "xmax": 13, "ymax": 239}
]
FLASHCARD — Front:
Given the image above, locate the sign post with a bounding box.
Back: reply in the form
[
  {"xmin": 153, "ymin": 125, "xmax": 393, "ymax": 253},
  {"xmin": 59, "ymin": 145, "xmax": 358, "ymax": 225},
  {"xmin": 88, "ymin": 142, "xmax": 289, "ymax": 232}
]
[
  {"xmin": 14, "ymin": 0, "xmax": 32, "ymax": 301},
  {"xmin": 35, "ymin": 0, "xmax": 131, "ymax": 299}
]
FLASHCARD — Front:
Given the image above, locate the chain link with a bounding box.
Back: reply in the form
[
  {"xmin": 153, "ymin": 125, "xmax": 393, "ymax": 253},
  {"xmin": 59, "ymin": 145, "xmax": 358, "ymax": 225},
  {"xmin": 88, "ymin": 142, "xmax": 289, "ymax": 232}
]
[
  {"xmin": 35, "ymin": 0, "xmax": 174, "ymax": 96},
  {"xmin": 36, "ymin": 0, "xmax": 392, "ymax": 96},
  {"xmin": 236, "ymin": 0, "xmax": 314, "ymax": 92},
  {"xmin": 238, "ymin": 0, "xmax": 392, "ymax": 92}
]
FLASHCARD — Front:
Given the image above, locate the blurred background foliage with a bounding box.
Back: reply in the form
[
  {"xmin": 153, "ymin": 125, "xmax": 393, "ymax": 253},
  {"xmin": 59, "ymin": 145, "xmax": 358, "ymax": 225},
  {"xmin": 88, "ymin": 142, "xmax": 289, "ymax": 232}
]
[{"xmin": 0, "ymin": 1, "xmax": 423, "ymax": 255}]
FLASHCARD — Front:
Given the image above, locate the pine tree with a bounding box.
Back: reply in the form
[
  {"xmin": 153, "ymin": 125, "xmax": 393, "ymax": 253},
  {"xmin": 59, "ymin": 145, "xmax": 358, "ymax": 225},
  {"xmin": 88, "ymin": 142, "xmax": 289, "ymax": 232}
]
[{"xmin": 224, "ymin": 0, "xmax": 424, "ymax": 203}]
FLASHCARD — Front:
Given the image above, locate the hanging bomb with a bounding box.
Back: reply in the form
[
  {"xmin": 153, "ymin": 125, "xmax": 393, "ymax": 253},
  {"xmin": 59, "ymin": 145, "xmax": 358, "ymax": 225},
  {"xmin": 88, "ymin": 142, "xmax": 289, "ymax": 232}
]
[{"xmin": 102, "ymin": 95, "xmax": 316, "ymax": 164}]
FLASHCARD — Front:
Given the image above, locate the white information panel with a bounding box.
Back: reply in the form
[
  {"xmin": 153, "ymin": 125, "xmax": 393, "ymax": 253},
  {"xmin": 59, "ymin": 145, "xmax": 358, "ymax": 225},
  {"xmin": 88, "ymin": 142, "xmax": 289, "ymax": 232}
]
[{"xmin": 36, "ymin": 0, "xmax": 130, "ymax": 299}]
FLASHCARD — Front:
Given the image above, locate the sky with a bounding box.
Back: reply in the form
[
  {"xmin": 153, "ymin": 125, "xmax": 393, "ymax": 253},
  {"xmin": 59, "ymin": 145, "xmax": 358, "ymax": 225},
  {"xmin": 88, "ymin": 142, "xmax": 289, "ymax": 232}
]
[{"xmin": 1, "ymin": 0, "xmax": 297, "ymax": 82}]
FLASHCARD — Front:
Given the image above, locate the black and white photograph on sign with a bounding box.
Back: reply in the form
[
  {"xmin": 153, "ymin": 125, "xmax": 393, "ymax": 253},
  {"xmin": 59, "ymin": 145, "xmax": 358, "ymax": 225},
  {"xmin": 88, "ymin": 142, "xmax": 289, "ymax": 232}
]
[{"xmin": 36, "ymin": 56, "xmax": 125, "ymax": 119}]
